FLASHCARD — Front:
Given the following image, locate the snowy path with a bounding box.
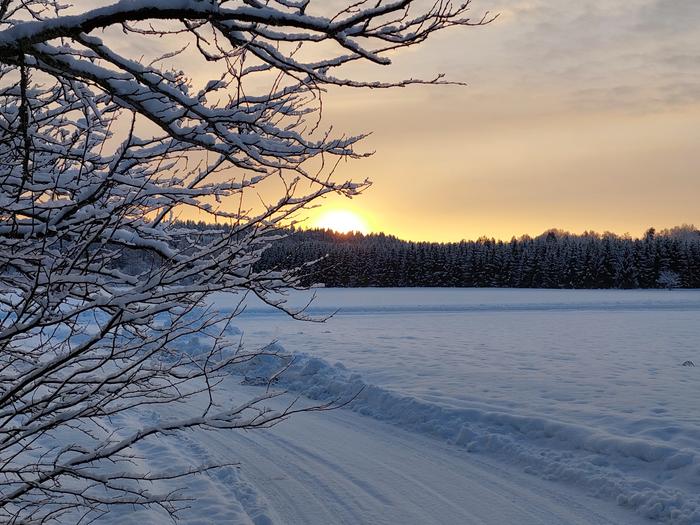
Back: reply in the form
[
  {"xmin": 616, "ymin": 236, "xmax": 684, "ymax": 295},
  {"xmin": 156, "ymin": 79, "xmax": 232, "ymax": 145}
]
[{"xmin": 143, "ymin": 378, "xmax": 648, "ymax": 525}]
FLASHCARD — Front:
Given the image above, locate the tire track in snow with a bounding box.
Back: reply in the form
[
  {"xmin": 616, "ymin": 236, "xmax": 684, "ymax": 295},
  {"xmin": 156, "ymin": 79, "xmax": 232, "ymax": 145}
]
[{"xmin": 182, "ymin": 378, "xmax": 649, "ymax": 525}]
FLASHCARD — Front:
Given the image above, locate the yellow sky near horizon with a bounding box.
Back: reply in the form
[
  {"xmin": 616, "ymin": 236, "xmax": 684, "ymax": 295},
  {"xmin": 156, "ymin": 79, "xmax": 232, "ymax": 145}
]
[
  {"xmin": 304, "ymin": 95, "xmax": 700, "ymax": 242},
  {"xmin": 91, "ymin": 0, "xmax": 700, "ymax": 242},
  {"xmin": 292, "ymin": 0, "xmax": 700, "ymax": 242}
]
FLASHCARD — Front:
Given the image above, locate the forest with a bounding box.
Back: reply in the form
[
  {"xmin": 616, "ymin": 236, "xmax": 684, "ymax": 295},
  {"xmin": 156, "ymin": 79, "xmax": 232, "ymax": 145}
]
[{"xmin": 252, "ymin": 225, "xmax": 700, "ymax": 289}]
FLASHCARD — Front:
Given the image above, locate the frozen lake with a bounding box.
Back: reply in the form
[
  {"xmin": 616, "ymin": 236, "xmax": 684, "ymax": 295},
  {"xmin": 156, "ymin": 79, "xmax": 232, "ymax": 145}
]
[
  {"xmin": 222, "ymin": 288, "xmax": 700, "ymax": 522},
  {"xmin": 234, "ymin": 288, "xmax": 700, "ymax": 428}
]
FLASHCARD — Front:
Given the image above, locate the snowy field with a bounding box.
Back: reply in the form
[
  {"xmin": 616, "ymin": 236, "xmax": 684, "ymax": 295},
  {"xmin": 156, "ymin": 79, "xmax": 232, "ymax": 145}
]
[
  {"xmin": 86, "ymin": 289, "xmax": 700, "ymax": 524},
  {"xmin": 208, "ymin": 288, "xmax": 700, "ymax": 524}
]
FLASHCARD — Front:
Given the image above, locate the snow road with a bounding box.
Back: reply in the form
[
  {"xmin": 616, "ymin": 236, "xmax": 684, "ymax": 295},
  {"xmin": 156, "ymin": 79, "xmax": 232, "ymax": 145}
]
[
  {"xmin": 219, "ymin": 395, "xmax": 648, "ymax": 525},
  {"xmin": 126, "ymin": 377, "xmax": 647, "ymax": 525}
]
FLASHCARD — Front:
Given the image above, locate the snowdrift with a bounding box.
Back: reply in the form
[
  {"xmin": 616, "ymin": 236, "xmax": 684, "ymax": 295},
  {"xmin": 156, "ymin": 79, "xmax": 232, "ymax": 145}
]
[{"xmin": 232, "ymin": 348, "xmax": 700, "ymax": 525}]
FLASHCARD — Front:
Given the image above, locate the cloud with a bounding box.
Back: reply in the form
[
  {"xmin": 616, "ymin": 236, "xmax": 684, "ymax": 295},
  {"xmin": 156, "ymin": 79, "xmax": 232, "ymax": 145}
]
[
  {"xmin": 458, "ymin": 0, "xmax": 700, "ymax": 111},
  {"xmin": 634, "ymin": 0, "xmax": 700, "ymax": 35}
]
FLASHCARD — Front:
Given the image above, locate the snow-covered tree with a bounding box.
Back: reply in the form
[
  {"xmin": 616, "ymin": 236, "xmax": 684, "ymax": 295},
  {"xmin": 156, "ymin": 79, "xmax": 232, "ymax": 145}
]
[
  {"xmin": 255, "ymin": 226, "xmax": 700, "ymax": 289},
  {"xmin": 657, "ymin": 270, "xmax": 681, "ymax": 290},
  {"xmin": 0, "ymin": 1, "xmax": 491, "ymax": 522}
]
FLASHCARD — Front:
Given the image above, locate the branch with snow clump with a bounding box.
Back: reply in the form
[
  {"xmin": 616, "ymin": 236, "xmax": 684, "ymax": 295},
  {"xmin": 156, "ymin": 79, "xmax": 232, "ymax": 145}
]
[{"xmin": 0, "ymin": 0, "xmax": 492, "ymax": 522}]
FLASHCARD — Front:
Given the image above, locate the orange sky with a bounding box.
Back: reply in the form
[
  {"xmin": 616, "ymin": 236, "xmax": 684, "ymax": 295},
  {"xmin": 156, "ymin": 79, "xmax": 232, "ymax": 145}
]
[
  {"xmin": 305, "ymin": 93, "xmax": 700, "ymax": 241},
  {"xmin": 106, "ymin": 0, "xmax": 700, "ymax": 242},
  {"xmin": 295, "ymin": 0, "xmax": 700, "ymax": 242}
]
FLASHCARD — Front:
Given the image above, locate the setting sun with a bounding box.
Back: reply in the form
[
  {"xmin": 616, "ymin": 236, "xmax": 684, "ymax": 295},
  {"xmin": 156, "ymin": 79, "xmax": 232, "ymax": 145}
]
[{"xmin": 313, "ymin": 209, "xmax": 369, "ymax": 234}]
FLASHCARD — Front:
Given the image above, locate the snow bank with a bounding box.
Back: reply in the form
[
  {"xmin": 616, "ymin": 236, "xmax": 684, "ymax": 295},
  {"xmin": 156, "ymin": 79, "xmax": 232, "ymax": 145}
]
[{"xmin": 231, "ymin": 349, "xmax": 700, "ymax": 524}]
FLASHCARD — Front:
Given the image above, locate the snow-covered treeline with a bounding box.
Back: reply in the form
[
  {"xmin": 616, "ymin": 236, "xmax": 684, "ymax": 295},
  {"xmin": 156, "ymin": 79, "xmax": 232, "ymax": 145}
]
[{"xmin": 252, "ymin": 225, "xmax": 700, "ymax": 289}]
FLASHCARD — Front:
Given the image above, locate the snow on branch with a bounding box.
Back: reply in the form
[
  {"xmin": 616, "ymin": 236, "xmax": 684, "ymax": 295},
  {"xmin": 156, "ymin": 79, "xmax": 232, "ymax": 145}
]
[{"xmin": 0, "ymin": 0, "xmax": 491, "ymax": 522}]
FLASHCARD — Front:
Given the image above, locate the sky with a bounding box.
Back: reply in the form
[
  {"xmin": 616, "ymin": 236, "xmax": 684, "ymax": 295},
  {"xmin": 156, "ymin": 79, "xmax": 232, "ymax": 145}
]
[
  {"xmin": 302, "ymin": 0, "xmax": 700, "ymax": 241},
  {"xmin": 85, "ymin": 0, "xmax": 700, "ymax": 242}
]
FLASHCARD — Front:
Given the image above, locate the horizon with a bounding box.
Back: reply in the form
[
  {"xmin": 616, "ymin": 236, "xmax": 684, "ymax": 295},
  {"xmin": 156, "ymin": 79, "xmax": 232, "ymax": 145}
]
[
  {"xmin": 285, "ymin": 222, "xmax": 700, "ymax": 244},
  {"xmin": 294, "ymin": 221, "xmax": 700, "ymax": 244}
]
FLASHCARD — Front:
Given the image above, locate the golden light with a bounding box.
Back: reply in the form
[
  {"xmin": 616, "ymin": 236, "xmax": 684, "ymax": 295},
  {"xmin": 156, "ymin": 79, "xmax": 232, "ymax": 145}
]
[{"xmin": 313, "ymin": 209, "xmax": 369, "ymax": 234}]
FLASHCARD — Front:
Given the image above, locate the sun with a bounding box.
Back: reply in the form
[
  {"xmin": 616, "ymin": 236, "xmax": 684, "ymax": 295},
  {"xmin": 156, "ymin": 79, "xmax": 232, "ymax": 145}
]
[{"xmin": 313, "ymin": 209, "xmax": 369, "ymax": 234}]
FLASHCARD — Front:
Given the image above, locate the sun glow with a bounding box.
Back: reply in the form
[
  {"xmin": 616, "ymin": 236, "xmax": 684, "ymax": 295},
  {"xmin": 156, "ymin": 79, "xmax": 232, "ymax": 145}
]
[{"xmin": 313, "ymin": 209, "xmax": 369, "ymax": 234}]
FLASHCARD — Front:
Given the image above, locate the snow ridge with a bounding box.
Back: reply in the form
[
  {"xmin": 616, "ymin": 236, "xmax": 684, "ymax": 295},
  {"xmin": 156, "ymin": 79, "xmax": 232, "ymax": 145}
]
[{"xmin": 233, "ymin": 349, "xmax": 700, "ymax": 525}]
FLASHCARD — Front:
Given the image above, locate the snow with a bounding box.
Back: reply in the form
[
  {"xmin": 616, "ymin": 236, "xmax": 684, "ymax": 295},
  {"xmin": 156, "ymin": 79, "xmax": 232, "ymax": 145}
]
[
  {"xmin": 33, "ymin": 288, "xmax": 700, "ymax": 523},
  {"xmin": 218, "ymin": 288, "xmax": 700, "ymax": 524},
  {"xmin": 106, "ymin": 376, "xmax": 647, "ymax": 525}
]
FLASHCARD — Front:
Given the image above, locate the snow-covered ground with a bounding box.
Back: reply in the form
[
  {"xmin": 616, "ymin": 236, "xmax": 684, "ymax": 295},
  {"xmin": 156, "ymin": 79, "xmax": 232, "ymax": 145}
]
[
  {"xmin": 115, "ymin": 377, "xmax": 648, "ymax": 525},
  {"xmin": 96, "ymin": 288, "xmax": 700, "ymax": 524},
  {"xmin": 213, "ymin": 288, "xmax": 700, "ymax": 524}
]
